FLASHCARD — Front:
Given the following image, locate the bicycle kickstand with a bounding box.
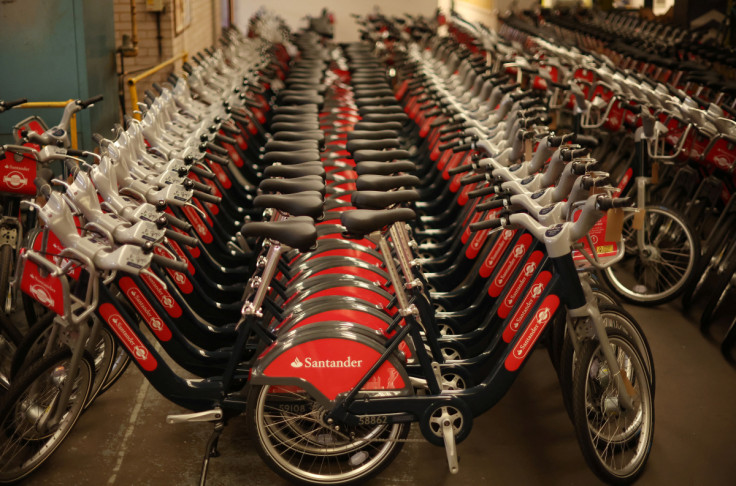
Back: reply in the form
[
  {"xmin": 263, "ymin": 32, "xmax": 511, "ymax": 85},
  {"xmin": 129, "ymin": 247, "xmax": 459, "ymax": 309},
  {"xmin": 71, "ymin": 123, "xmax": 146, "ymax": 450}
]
[{"xmin": 199, "ymin": 421, "xmax": 225, "ymax": 486}]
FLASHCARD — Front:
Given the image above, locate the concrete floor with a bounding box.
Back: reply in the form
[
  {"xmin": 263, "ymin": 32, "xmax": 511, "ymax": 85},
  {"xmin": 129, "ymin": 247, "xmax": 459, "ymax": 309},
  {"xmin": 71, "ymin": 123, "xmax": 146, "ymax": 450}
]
[{"xmin": 22, "ymin": 301, "xmax": 736, "ymax": 486}]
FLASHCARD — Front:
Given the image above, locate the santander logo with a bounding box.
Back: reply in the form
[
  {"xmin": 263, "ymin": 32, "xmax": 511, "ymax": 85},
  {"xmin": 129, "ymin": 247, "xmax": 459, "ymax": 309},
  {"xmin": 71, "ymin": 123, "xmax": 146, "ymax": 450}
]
[
  {"xmin": 513, "ymin": 306, "xmax": 552, "ymax": 358},
  {"xmin": 504, "ymin": 294, "xmax": 560, "ymax": 371},
  {"xmin": 531, "ymin": 282, "xmax": 544, "ymax": 298},
  {"xmin": 149, "ymin": 317, "xmax": 164, "ymax": 332},
  {"xmin": 290, "ymin": 356, "xmax": 363, "ymax": 369},
  {"xmin": 102, "ymin": 304, "xmax": 158, "ymax": 372},
  {"xmin": 3, "ymin": 171, "xmax": 28, "ymax": 189},
  {"xmin": 713, "ymin": 155, "xmax": 732, "ymax": 171},
  {"xmin": 513, "ymin": 244, "xmax": 525, "ymax": 258},
  {"xmin": 523, "ymin": 261, "xmax": 537, "ymax": 277},
  {"xmin": 161, "ymin": 294, "xmax": 175, "ymax": 308},
  {"xmin": 290, "ymin": 357, "xmax": 303, "ymax": 368},
  {"xmin": 29, "ymin": 283, "xmax": 54, "ymax": 308},
  {"xmin": 134, "ymin": 345, "xmax": 149, "ymax": 360}
]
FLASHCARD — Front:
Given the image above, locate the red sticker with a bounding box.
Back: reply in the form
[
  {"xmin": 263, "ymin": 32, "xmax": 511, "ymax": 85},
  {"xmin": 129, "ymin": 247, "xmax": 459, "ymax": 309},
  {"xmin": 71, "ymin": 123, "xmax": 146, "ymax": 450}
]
[
  {"xmin": 140, "ymin": 272, "xmax": 183, "ymax": 318},
  {"xmin": 263, "ymin": 338, "xmax": 405, "ymax": 400},
  {"xmin": 153, "ymin": 246, "xmax": 193, "ymax": 294},
  {"xmin": 488, "ymin": 234, "xmax": 533, "ymax": 297},
  {"xmin": 20, "ymin": 259, "xmax": 65, "ymax": 316},
  {"xmin": 119, "ymin": 277, "xmax": 172, "ymax": 342},
  {"xmin": 497, "ymin": 250, "xmax": 543, "ymax": 318},
  {"xmin": 0, "ymin": 151, "xmax": 36, "ymax": 195},
  {"xmin": 100, "ymin": 303, "xmax": 158, "ymax": 371},
  {"xmin": 504, "ymin": 294, "xmax": 559, "ymax": 371},
  {"xmin": 502, "ymin": 271, "xmax": 552, "ymax": 344},
  {"xmin": 181, "ymin": 205, "xmax": 213, "ymax": 244},
  {"xmin": 478, "ymin": 228, "xmax": 515, "ymax": 276}
]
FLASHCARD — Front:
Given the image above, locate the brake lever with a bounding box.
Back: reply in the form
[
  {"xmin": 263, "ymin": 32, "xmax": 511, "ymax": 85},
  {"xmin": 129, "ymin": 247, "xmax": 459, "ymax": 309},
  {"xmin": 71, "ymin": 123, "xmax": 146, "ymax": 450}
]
[{"xmin": 140, "ymin": 268, "xmax": 169, "ymax": 291}]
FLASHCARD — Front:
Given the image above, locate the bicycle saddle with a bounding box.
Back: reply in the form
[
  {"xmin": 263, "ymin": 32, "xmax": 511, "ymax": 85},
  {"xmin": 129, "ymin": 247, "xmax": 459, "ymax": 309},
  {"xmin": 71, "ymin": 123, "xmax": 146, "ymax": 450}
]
[
  {"xmin": 354, "ymin": 88, "xmax": 394, "ymax": 98},
  {"xmin": 259, "ymin": 175, "xmax": 326, "ymax": 195},
  {"xmin": 340, "ymin": 208, "xmax": 417, "ymax": 236},
  {"xmin": 352, "ymin": 189, "xmax": 419, "ymax": 210},
  {"xmin": 355, "ymin": 96, "xmax": 399, "ymax": 108},
  {"xmin": 361, "ymin": 113, "xmax": 409, "ymax": 124},
  {"xmin": 354, "ymin": 121, "xmax": 403, "ymax": 131},
  {"xmin": 353, "ymin": 149, "xmax": 411, "ymax": 162},
  {"xmin": 273, "ymin": 130, "xmax": 325, "ymax": 143},
  {"xmin": 254, "ymin": 191, "xmax": 324, "ymax": 219},
  {"xmin": 264, "ymin": 139, "xmax": 319, "ymax": 152},
  {"xmin": 359, "ymin": 105, "xmax": 405, "ymax": 115},
  {"xmin": 279, "ymin": 94, "xmax": 324, "ymax": 106},
  {"xmin": 273, "ymin": 114, "xmax": 322, "ymax": 124},
  {"xmin": 355, "ymin": 174, "xmax": 420, "ymax": 192},
  {"xmin": 346, "ymin": 138, "xmax": 400, "ymax": 153},
  {"xmin": 241, "ymin": 219, "xmax": 317, "ymax": 252},
  {"xmin": 270, "ymin": 122, "xmax": 320, "ymax": 132},
  {"xmin": 324, "ymin": 197, "xmax": 353, "ymax": 211},
  {"xmin": 286, "ymin": 83, "xmax": 327, "ymax": 93},
  {"xmin": 278, "ymin": 89, "xmax": 321, "ymax": 99},
  {"xmin": 355, "ymin": 160, "xmax": 416, "ymax": 176},
  {"xmin": 263, "ymin": 162, "xmax": 325, "ymax": 179},
  {"xmin": 347, "ymin": 130, "xmax": 399, "ymax": 141},
  {"xmin": 351, "ymin": 75, "xmax": 388, "ymax": 83},
  {"xmin": 273, "ymin": 104, "xmax": 318, "ymax": 115},
  {"xmin": 262, "ymin": 149, "xmax": 321, "ymax": 165}
]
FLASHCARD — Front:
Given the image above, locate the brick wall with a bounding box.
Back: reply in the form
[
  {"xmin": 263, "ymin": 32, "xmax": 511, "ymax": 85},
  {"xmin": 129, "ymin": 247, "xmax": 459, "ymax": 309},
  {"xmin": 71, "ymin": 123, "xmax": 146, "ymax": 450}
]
[{"xmin": 114, "ymin": 0, "xmax": 221, "ymax": 116}]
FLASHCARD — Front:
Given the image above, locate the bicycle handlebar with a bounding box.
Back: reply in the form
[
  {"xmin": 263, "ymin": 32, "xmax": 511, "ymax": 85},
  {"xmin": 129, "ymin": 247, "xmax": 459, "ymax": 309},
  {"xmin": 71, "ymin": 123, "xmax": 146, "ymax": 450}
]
[
  {"xmin": 164, "ymin": 212, "xmax": 193, "ymax": 231},
  {"xmin": 204, "ymin": 152, "xmax": 230, "ymax": 165},
  {"xmin": 470, "ymin": 217, "xmax": 503, "ymax": 231},
  {"xmin": 151, "ymin": 253, "xmax": 189, "ymax": 273},
  {"xmin": 164, "ymin": 229, "xmax": 199, "ymax": 247},
  {"xmin": 620, "ymin": 102, "xmax": 642, "ymax": 115},
  {"xmin": 448, "ymin": 163, "xmax": 475, "ymax": 175},
  {"xmin": 77, "ymin": 95, "xmax": 104, "ymax": 109},
  {"xmin": 0, "ymin": 98, "xmax": 28, "ymax": 112},
  {"xmin": 596, "ymin": 196, "xmax": 631, "ymax": 210},
  {"xmin": 192, "ymin": 190, "xmax": 222, "ymax": 205}
]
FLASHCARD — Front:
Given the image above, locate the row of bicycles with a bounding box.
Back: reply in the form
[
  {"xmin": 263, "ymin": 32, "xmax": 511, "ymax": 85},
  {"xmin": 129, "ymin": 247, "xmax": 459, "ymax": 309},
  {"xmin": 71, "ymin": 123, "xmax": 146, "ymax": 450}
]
[
  {"xmin": 0, "ymin": 9, "xmax": 656, "ymax": 486},
  {"xmin": 493, "ymin": 10, "xmax": 736, "ymax": 362}
]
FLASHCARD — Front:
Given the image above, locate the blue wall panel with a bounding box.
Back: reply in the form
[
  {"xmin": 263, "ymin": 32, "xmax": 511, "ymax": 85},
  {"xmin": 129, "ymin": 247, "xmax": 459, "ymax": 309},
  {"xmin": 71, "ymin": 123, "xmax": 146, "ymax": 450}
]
[{"xmin": 0, "ymin": 0, "xmax": 118, "ymax": 149}]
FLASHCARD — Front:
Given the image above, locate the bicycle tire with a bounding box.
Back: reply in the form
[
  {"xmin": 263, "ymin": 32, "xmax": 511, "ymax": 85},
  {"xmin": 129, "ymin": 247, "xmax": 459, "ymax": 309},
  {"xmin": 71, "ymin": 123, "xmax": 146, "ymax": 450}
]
[
  {"xmin": 0, "ymin": 348, "xmax": 94, "ymax": 483},
  {"xmin": 548, "ymin": 287, "xmax": 619, "ymax": 377},
  {"xmin": 559, "ymin": 305, "xmax": 655, "ymax": 421},
  {"xmin": 601, "ymin": 206, "xmax": 699, "ymax": 305},
  {"xmin": 699, "ymin": 254, "xmax": 736, "ymax": 335},
  {"xmin": 247, "ymin": 383, "xmax": 409, "ymax": 485},
  {"xmin": 572, "ymin": 329, "xmax": 654, "ymax": 484},
  {"xmin": 0, "ymin": 244, "xmax": 13, "ymax": 312},
  {"xmin": 681, "ymin": 222, "xmax": 735, "ymax": 309},
  {"xmin": 10, "ymin": 314, "xmax": 114, "ymax": 409},
  {"xmin": 9, "ymin": 312, "xmax": 54, "ymax": 378},
  {"xmin": 98, "ymin": 342, "xmax": 130, "ymax": 394}
]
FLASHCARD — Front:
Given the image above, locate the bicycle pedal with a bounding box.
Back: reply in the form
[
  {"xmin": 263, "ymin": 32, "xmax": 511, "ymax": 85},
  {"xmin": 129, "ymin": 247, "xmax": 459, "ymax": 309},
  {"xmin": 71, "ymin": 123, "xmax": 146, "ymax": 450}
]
[
  {"xmin": 441, "ymin": 413, "xmax": 460, "ymax": 474},
  {"xmin": 166, "ymin": 408, "xmax": 223, "ymax": 424}
]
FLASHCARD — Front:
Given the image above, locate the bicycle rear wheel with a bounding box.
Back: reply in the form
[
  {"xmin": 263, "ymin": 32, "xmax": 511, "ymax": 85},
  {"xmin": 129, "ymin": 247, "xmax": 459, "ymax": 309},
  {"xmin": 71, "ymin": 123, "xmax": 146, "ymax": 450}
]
[
  {"xmin": 247, "ymin": 384, "xmax": 409, "ymax": 485},
  {"xmin": 0, "ymin": 348, "xmax": 94, "ymax": 483},
  {"xmin": 602, "ymin": 206, "xmax": 699, "ymax": 305},
  {"xmin": 572, "ymin": 329, "xmax": 654, "ymax": 484}
]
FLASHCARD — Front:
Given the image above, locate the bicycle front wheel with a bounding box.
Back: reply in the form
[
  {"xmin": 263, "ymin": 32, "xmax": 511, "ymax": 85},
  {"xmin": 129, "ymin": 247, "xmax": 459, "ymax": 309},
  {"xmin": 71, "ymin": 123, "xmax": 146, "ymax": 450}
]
[
  {"xmin": 247, "ymin": 384, "xmax": 409, "ymax": 485},
  {"xmin": 602, "ymin": 206, "xmax": 699, "ymax": 305},
  {"xmin": 572, "ymin": 329, "xmax": 654, "ymax": 484},
  {"xmin": 0, "ymin": 348, "xmax": 94, "ymax": 483}
]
